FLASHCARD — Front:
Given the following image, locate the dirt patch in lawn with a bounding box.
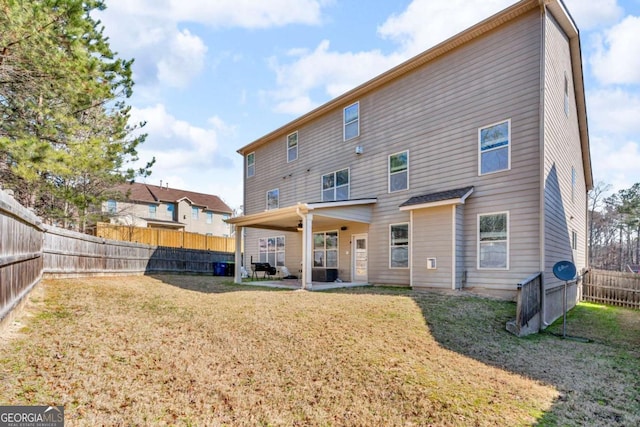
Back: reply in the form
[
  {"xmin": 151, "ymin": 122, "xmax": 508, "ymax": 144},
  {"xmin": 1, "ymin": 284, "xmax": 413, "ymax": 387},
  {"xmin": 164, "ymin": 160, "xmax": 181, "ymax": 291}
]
[{"xmin": 0, "ymin": 276, "xmax": 636, "ymax": 426}]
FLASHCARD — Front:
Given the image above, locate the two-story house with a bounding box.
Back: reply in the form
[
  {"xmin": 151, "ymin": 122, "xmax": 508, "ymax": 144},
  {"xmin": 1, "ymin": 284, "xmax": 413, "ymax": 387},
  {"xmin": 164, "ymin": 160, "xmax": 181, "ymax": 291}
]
[
  {"xmin": 104, "ymin": 182, "xmax": 233, "ymax": 237},
  {"xmin": 227, "ymin": 0, "xmax": 592, "ymax": 324}
]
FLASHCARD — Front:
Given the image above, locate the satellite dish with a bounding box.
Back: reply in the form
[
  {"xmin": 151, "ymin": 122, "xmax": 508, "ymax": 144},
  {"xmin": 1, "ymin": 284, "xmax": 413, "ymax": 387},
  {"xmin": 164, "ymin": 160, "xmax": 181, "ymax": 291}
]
[{"xmin": 553, "ymin": 261, "xmax": 577, "ymax": 281}]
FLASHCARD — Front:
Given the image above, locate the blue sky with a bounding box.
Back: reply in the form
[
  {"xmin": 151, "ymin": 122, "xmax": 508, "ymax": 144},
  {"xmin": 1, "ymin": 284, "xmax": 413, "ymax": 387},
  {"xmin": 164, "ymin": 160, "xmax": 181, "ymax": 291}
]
[{"xmin": 96, "ymin": 0, "xmax": 640, "ymax": 210}]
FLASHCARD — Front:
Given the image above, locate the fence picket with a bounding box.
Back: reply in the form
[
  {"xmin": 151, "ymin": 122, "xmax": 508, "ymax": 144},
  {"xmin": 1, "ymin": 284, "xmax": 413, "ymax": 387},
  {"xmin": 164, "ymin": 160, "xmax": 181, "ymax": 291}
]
[{"xmin": 582, "ymin": 269, "xmax": 640, "ymax": 309}]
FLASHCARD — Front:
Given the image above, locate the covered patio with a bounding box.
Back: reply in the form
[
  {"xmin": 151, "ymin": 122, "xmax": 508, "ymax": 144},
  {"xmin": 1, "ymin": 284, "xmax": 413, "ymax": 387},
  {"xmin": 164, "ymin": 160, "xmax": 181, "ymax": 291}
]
[{"xmin": 226, "ymin": 199, "xmax": 377, "ymax": 289}]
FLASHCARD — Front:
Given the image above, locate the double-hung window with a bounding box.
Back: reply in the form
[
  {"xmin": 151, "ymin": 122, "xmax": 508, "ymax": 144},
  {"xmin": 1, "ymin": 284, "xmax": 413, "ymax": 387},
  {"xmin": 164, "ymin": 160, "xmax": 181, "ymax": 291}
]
[
  {"xmin": 313, "ymin": 231, "xmax": 338, "ymax": 268},
  {"xmin": 287, "ymin": 132, "xmax": 298, "ymax": 162},
  {"xmin": 166, "ymin": 204, "xmax": 174, "ymax": 220},
  {"xmin": 344, "ymin": 102, "xmax": 359, "ymax": 141},
  {"xmin": 206, "ymin": 211, "xmax": 213, "ymax": 224},
  {"xmin": 192, "ymin": 207, "xmax": 199, "ymax": 220},
  {"xmin": 322, "ymin": 169, "xmax": 349, "ymax": 201},
  {"xmin": 259, "ymin": 236, "xmax": 285, "ymax": 267},
  {"xmin": 247, "ymin": 152, "xmax": 255, "ymax": 177},
  {"xmin": 390, "ymin": 223, "xmax": 409, "ymax": 268},
  {"xmin": 106, "ymin": 199, "xmax": 117, "ymax": 214},
  {"xmin": 149, "ymin": 204, "xmax": 157, "ymax": 219},
  {"xmin": 478, "ymin": 212, "xmax": 509, "ymax": 269},
  {"xmin": 389, "ymin": 150, "xmax": 409, "ymax": 192},
  {"xmin": 266, "ymin": 188, "xmax": 279, "ymax": 210},
  {"xmin": 479, "ymin": 119, "xmax": 510, "ymax": 175}
]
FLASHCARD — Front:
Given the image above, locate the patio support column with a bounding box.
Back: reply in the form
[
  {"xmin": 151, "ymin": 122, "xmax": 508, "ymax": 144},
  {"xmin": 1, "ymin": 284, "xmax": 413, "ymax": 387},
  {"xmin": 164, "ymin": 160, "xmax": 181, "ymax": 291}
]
[
  {"xmin": 234, "ymin": 225, "xmax": 243, "ymax": 284},
  {"xmin": 302, "ymin": 213, "xmax": 313, "ymax": 290}
]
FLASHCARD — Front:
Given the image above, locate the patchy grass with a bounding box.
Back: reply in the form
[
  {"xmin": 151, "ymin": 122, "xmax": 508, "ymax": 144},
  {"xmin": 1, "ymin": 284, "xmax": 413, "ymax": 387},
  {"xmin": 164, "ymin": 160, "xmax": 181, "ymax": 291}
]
[{"xmin": 0, "ymin": 276, "xmax": 638, "ymax": 426}]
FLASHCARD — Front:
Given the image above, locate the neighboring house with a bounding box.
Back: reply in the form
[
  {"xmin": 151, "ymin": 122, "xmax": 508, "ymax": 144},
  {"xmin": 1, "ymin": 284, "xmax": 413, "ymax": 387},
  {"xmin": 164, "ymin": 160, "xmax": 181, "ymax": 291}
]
[
  {"xmin": 104, "ymin": 182, "xmax": 233, "ymax": 237},
  {"xmin": 227, "ymin": 0, "xmax": 592, "ymax": 323}
]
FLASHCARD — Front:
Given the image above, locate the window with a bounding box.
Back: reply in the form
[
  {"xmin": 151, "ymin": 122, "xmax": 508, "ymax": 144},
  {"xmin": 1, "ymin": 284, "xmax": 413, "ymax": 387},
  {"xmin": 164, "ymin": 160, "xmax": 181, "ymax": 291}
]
[
  {"xmin": 206, "ymin": 211, "xmax": 213, "ymax": 224},
  {"xmin": 247, "ymin": 152, "xmax": 255, "ymax": 177},
  {"xmin": 259, "ymin": 236, "xmax": 285, "ymax": 267},
  {"xmin": 148, "ymin": 204, "xmax": 157, "ymax": 219},
  {"xmin": 192, "ymin": 206, "xmax": 199, "ymax": 220},
  {"xmin": 478, "ymin": 212, "xmax": 509, "ymax": 269},
  {"xmin": 390, "ymin": 224, "xmax": 409, "ymax": 268},
  {"xmin": 571, "ymin": 166, "xmax": 576, "ymax": 203},
  {"xmin": 344, "ymin": 102, "xmax": 359, "ymax": 140},
  {"xmin": 564, "ymin": 73, "xmax": 569, "ymax": 116},
  {"xmin": 571, "ymin": 230, "xmax": 578, "ymax": 250},
  {"xmin": 287, "ymin": 132, "xmax": 298, "ymax": 162},
  {"xmin": 222, "ymin": 213, "xmax": 230, "ymax": 220},
  {"xmin": 166, "ymin": 204, "xmax": 174, "ymax": 220},
  {"xmin": 389, "ymin": 151, "xmax": 409, "ymax": 192},
  {"xmin": 322, "ymin": 168, "xmax": 349, "ymax": 201},
  {"xmin": 479, "ymin": 119, "xmax": 510, "ymax": 175},
  {"xmin": 106, "ymin": 199, "xmax": 117, "ymax": 214},
  {"xmin": 266, "ymin": 188, "xmax": 279, "ymax": 210},
  {"xmin": 313, "ymin": 231, "xmax": 338, "ymax": 268}
]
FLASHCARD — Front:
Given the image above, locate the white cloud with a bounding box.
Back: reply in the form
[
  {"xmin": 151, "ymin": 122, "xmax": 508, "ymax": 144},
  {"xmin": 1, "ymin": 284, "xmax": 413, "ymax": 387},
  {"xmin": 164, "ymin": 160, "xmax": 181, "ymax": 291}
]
[
  {"xmin": 587, "ymin": 89, "xmax": 640, "ymax": 136},
  {"xmin": 562, "ymin": 0, "xmax": 623, "ymax": 31},
  {"xmin": 590, "ymin": 16, "xmax": 640, "ymax": 85},
  {"xmin": 377, "ymin": 0, "xmax": 513, "ymax": 57},
  {"xmin": 591, "ymin": 136, "xmax": 640, "ymax": 191},
  {"xmin": 156, "ymin": 30, "xmax": 207, "ymax": 88},
  {"xmin": 268, "ymin": 40, "xmax": 403, "ymax": 115}
]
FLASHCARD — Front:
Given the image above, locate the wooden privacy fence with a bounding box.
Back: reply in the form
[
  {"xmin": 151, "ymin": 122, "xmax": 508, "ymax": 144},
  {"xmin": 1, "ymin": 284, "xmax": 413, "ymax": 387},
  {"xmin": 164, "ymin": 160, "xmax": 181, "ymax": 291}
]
[
  {"xmin": 95, "ymin": 222, "xmax": 236, "ymax": 252},
  {"xmin": 582, "ymin": 269, "xmax": 640, "ymax": 309},
  {"xmin": 1, "ymin": 189, "xmax": 236, "ymax": 324},
  {"xmin": 0, "ymin": 190, "xmax": 43, "ymax": 324}
]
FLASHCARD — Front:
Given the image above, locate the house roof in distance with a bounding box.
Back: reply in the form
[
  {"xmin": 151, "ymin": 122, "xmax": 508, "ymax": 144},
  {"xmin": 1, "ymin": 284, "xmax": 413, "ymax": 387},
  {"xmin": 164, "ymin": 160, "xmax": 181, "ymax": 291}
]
[{"xmin": 114, "ymin": 182, "xmax": 233, "ymax": 213}]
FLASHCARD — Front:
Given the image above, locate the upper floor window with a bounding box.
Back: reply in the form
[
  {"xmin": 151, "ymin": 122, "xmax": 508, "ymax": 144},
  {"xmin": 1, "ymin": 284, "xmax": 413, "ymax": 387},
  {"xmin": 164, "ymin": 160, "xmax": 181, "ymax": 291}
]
[
  {"xmin": 287, "ymin": 131, "xmax": 298, "ymax": 162},
  {"xmin": 479, "ymin": 119, "xmax": 510, "ymax": 175},
  {"xmin": 222, "ymin": 213, "xmax": 230, "ymax": 220},
  {"xmin": 390, "ymin": 223, "xmax": 409, "ymax": 268},
  {"xmin": 564, "ymin": 73, "xmax": 569, "ymax": 116},
  {"xmin": 192, "ymin": 206, "xmax": 199, "ymax": 220},
  {"xmin": 148, "ymin": 204, "xmax": 157, "ymax": 219},
  {"xmin": 166, "ymin": 204, "xmax": 174, "ymax": 220},
  {"xmin": 106, "ymin": 199, "xmax": 117, "ymax": 214},
  {"xmin": 247, "ymin": 152, "xmax": 255, "ymax": 177},
  {"xmin": 206, "ymin": 211, "xmax": 213, "ymax": 224},
  {"xmin": 344, "ymin": 102, "xmax": 359, "ymax": 141},
  {"xmin": 322, "ymin": 169, "xmax": 349, "ymax": 202},
  {"xmin": 571, "ymin": 230, "xmax": 578, "ymax": 250},
  {"xmin": 478, "ymin": 212, "xmax": 509, "ymax": 270},
  {"xmin": 267, "ymin": 188, "xmax": 279, "ymax": 210},
  {"xmin": 389, "ymin": 150, "xmax": 409, "ymax": 192}
]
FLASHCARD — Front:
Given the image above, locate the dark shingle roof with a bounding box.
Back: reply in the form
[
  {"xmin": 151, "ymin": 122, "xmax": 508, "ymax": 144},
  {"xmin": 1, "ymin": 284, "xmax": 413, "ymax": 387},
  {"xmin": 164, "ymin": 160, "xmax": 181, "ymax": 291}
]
[
  {"xmin": 400, "ymin": 186, "xmax": 474, "ymax": 208},
  {"xmin": 114, "ymin": 182, "xmax": 233, "ymax": 213}
]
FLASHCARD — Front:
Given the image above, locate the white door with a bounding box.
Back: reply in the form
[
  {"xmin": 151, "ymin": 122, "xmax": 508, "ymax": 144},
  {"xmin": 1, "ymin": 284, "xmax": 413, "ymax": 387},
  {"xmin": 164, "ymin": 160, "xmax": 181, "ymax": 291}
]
[{"xmin": 352, "ymin": 234, "xmax": 368, "ymax": 282}]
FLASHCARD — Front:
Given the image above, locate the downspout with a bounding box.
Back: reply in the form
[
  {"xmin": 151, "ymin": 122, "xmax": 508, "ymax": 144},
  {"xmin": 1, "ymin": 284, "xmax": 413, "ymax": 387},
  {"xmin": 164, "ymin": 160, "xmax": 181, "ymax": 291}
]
[{"xmin": 538, "ymin": 4, "xmax": 549, "ymax": 327}]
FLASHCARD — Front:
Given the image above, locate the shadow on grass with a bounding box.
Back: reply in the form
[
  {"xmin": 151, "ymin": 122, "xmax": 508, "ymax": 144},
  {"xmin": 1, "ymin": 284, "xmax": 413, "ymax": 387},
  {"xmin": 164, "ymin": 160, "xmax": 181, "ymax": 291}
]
[
  {"xmin": 145, "ymin": 274, "xmax": 291, "ymax": 294},
  {"xmin": 323, "ymin": 286, "xmax": 640, "ymax": 426}
]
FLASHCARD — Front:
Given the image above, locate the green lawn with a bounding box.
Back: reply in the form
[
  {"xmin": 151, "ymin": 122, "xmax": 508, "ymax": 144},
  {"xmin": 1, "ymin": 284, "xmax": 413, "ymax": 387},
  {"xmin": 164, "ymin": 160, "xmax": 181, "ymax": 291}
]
[{"xmin": 0, "ymin": 275, "xmax": 638, "ymax": 426}]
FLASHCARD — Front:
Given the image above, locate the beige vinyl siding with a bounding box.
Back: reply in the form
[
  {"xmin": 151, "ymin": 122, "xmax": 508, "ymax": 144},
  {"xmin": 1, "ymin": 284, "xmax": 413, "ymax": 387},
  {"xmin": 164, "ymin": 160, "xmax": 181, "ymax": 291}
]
[
  {"xmin": 542, "ymin": 11, "xmax": 586, "ymax": 317},
  {"xmin": 411, "ymin": 205, "xmax": 453, "ymax": 289},
  {"xmin": 242, "ymin": 10, "xmax": 543, "ymax": 290}
]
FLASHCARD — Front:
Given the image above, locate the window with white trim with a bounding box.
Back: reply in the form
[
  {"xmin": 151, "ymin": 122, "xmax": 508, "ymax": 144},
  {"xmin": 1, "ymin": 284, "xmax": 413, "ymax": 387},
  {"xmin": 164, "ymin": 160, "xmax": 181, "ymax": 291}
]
[
  {"xmin": 344, "ymin": 102, "xmax": 359, "ymax": 141},
  {"xmin": 313, "ymin": 231, "xmax": 338, "ymax": 268},
  {"xmin": 390, "ymin": 223, "xmax": 409, "ymax": 268},
  {"xmin": 192, "ymin": 206, "xmax": 199, "ymax": 220},
  {"xmin": 149, "ymin": 204, "xmax": 157, "ymax": 219},
  {"xmin": 166, "ymin": 203, "xmax": 174, "ymax": 220},
  {"xmin": 478, "ymin": 212, "xmax": 509, "ymax": 269},
  {"xmin": 206, "ymin": 211, "xmax": 213, "ymax": 224},
  {"xmin": 259, "ymin": 236, "xmax": 285, "ymax": 267},
  {"xmin": 389, "ymin": 150, "xmax": 409, "ymax": 192},
  {"xmin": 571, "ymin": 230, "xmax": 578, "ymax": 250},
  {"xmin": 479, "ymin": 119, "xmax": 510, "ymax": 175},
  {"xmin": 287, "ymin": 131, "xmax": 298, "ymax": 162},
  {"xmin": 106, "ymin": 199, "xmax": 117, "ymax": 213},
  {"xmin": 322, "ymin": 168, "xmax": 349, "ymax": 202},
  {"xmin": 247, "ymin": 152, "xmax": 255, "ymax": 177},
  {"xmin": 266, "ymin": 188, "xmax": 279, "ymax": 210}
]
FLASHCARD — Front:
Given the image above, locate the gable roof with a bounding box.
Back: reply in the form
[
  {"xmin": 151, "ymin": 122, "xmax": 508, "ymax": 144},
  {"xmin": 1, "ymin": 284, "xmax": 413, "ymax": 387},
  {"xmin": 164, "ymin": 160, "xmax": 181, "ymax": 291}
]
[
  {"xmin": 114, "ymin": 182, "xmax": 232, "ymax": 213},
  {"xmin": 236, "ymin": 0, "xmax": 592, "ymax": 190},
  {"xmin": 400, "ymin": 187, "xmax": 474, "ymax": 210}
]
